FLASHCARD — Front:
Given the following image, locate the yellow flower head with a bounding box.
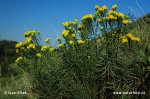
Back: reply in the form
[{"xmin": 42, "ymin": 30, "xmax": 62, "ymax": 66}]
[
  {"xmin": 15, "ymin": 57, "xmax": 23, "ymax": 63},
  {"xmin": 36, "ymin": 53, "xmax": 42, "ymax": 58},
  {"xmin": 78, "ymin": 40, "xmax": 85, "ymax": 45},
  {"xmin": 122, "ymin": 20, "xmax": 129, "ymax": 25},
  {"xmin": 23, "ymin": 41, "xmax": 28, "ymax": 45},
  {"xmin": 49, "ymin": 48, "xmax": 54, "ymax": 53},
  {"xmin": 98, "ymin": 8, "xmax": 104, "ymax": 13},
  {"xmin": 27, "ymin": 44, "xmax": 35, "ymax": 49},
  {"xmin": 58, "ymin": 44, "xmax": 64, "ymax": 48},
  {"xmin": 97, "ymin": 18, "xmax": 102, "ymax": 23},
  {"xmin": 69, "ymin": 40, "xmax": 74, "ymax": 45},
  {"xmin": 102, "ymin": 5, "xmax": 107, "ymax": 11},
  {"xmin": 117, "ymin": 13, "xmax": 125, "ymax": 19},
  {"xmin": 24, "ymin": 31, "xmax": 30, "ymax": 37},
  {"xmin": 26, "ymin": 37, "xmax": 32, "ymax": 43},
  {"xmin": 112, "ymin": 4, "xmax": 117, "ymax": 11},
  {"xmin": 62, "ymin": 30, "xmax": 69, "ymax": 37},
  {"xmin": 62, "ymin": 22, "xmax": 69, "ymax": 27},
  {"xmin": 41, "ymin": 46, "xmax": 48, "ymax": 52},
  {"xmin": 130, "ymin": 36, "xmax": 137, "ymax": 41},
  {"xmin": 135, "ymin": 37, "xmax": 140, "ymax": 42},
  {"xmin": 108, "ymin": 10, "xmax": 113, "ymax": 14},
  {"xmin": 81, "ymin": 14, "xmax": 93, "ymax": 21},
  {"xmin": 121, "ymin": 38, "xmax": 128, "ymax": 44},
  {"xmin": 30, "ymin": 30, "xmax": 36, "ymax": 36},
  {"xmin": 16, "ymin": 42, "xmax": 23, "ymax": 49},
  {"xmin": 24, "ymin": 30, "xmax": 36, "ymax": 37},
  {"xmin": 71, "ymin": 34, "xmax": 76, "ymax": 38},
  {"xmin": 112, "ymin": 11, "xmax": 118, "ymax": 16},
  {"xmin": 126, "ymin": 33, "xmax": 133, "ymax": 38},
  {"xmin": 94, "ymin": 5, "xmax": 100, "ymax": 11},
  {"xmin": 56, "ymin": 37, "xmax": 62, "ymax": 41},
  {"xmin": 108, "ymin": 15, "xmax": 114, "ymax": 20},
  {"xmin": 130, "ymin": 36, "xmax": 140, "ymax": 42},
  {"xmin": 45, "ymin": 38, "xmax": 50, "ymax": 43}
]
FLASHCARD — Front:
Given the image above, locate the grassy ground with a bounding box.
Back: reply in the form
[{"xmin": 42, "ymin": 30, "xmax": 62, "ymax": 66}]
[{"xmin": 0, "ymin": 64, "xmax": 37, "ymax": 99}]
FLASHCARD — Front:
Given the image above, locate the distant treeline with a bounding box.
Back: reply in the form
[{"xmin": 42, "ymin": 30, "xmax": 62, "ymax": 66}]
[{"xmin": 0, "ymin": 40, "xmax": 18, "ymax": 77}]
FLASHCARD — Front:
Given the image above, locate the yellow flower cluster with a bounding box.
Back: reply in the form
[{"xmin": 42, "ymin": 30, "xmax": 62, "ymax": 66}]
[
  {"xmin": 56, "ymin": 5, "xmax": 134, "ymax": 49},
  {"xmin": 126, "ymin": 33, "xmax": 140, "ymax": 42},
  {"xmin": 117, "ymin": 12, "xmax": 125, "ymax": 19},
  {"xmin": 15, "ymin": 42, "xmax": 25, "ymax": 53},
  {"xmin": 106, "ymin": 14, "xmax": 117, "ymax": 21},
  {"xmin": 94, "ymin": 5, "xmax": 107, "ymax": 13},
  {"xmin": 62, "ymin": 22, "xmax": 69, "ymax": 27},
  {"xmin": 102, "ymin": 5, "xmax": 108, "ymax": 11},
  {"xmin": 58, "ymin": 44, "xmax": 64, "ymax": 48},
  {"xmin": 41, "ymin": 46, "xmax": 49, "ymax": 52},
  {"xmin": 62, "ymin": 19, "xmax": 78, "ymax": 27},
  {"xmin": 24, "ymin": 30, "xmax": 36, "ymax": 37},
  {"xmin": 27, "ymin": 44, "xmax": 35, "ymax": 49},
  {"xmin": 16, "ymin": 31, "xmax": 38, "ymax": 54},
  {"xmin": 103, "ymin": 6, "xmax": 127, "ymax": 22},
  {"xmin": 23, "ymin": 41, "xmax": 28, "ymax": 45},
  {"xmin": 16, "ymin": 42, "xmax": 23, "ymax": 49},
  {"xmin": 120, "ymin": 33, "xmax": 140, "ymax": 44},
  {"xmin": 106, "ymin": 11, "xmax": 125, "ymax": 21},
  {"xmin": 81, "ymin": 14, "xmax": 93, "ymax": 21},
  {"xmin": 71, "ymin": 34, "xmax": 76, "ymax": 38},
  {"xmin": 94, "ymin": 5, "xmax": 100, "ymax": 11},
  {"xmin": 41, "ymin": 45, "xmax": 55, "ymax": 53},
  {"xmin": 121, "ymin": 38, "xmax": 128, "ymax": 44},
  {"xmin": 78, "ymin": 40, "xmax": 85, "ymax": 45},
  {"xmin": 112, "ymin": 4, "xmax": 117, "ymax": 11},
  {"xmin": 69, "ymin": 40, "xmax": 74, "ymax": 45},
  {"xmin": 60, "ymin": 19, "xmax": 79, "ymax": 47},
  {"xmin": 15, "ymin": 57, "xmax": 23, "ymax": 63},
  {"xmin": 122, "ymin": 20, "xmax": 132, "ymax": 25},
  {"xmin": 62, "ymin": 30, "xmax": 69, "ymax": 37},
  {"xmin": 26, "ymin": 37, "xmax": 32, "ymax": 43}
]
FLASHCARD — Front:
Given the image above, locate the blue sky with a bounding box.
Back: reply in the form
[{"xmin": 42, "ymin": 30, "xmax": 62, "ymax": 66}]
[{"xmin": 0, "ymin": 0, "xmax": 150, "ymax": 46}]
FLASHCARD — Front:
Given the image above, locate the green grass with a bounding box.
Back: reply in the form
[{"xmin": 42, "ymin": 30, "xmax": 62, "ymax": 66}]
[{"xmin": 0, "ymin": 63, "xmax": 37, "ymax": 99}]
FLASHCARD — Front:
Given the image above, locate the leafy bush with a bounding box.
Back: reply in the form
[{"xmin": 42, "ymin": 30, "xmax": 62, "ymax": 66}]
[{"xmin": 15, "ymin": 5, "xmax": 148, "ymax": 98}]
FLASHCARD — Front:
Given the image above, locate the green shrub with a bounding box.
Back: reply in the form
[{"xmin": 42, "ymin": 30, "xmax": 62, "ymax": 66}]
[{"xmin": 15, "ymin": 5, "xmax": 148, "ymax": 98}]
